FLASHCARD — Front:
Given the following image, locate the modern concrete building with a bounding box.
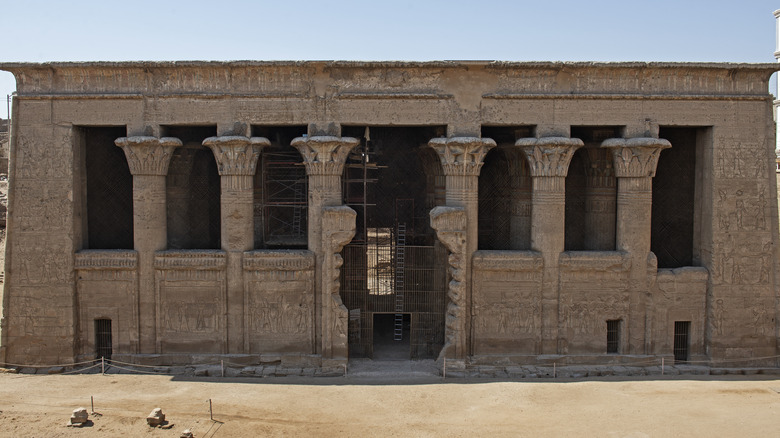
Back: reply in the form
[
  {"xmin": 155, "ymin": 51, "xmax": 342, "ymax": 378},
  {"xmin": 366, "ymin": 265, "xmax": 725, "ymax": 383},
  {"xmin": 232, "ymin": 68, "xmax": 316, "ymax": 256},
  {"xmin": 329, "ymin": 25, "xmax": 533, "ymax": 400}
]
[{"xmin": 0, "ymin": 61, "xmax": 778, "ymax": 374}]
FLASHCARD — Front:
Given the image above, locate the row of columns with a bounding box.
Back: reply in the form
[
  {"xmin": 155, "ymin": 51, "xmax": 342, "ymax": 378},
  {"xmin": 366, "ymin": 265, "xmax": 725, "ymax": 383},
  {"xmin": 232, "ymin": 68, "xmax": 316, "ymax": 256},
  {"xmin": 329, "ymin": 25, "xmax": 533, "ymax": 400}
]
[{"xmin": 113, "ymin": 131, "xmax": 669, "ymax": 358}]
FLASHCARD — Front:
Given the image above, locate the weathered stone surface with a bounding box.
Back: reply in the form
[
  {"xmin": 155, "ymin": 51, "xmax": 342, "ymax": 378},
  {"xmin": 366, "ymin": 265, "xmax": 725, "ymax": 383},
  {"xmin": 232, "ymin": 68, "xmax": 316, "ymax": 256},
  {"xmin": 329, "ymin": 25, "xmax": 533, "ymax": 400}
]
[
  {"xmin": 69, "ymin": 407, "xmax": 88, "ymax": 425},
  {"xmin": 146, "ymin": 408, "xmax": 165, "ymax": 426},
  {"xmin": 0, "ymin": 61, "xmax": 777, "ymax": 372}
]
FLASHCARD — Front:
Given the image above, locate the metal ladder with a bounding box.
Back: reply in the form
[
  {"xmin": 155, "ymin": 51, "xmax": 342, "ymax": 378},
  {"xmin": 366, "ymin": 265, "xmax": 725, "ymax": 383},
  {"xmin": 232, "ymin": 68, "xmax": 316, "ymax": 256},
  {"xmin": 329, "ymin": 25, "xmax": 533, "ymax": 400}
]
[{"xmin": 394, "ymin": 223, "xmax": 406, "ymax": 341}]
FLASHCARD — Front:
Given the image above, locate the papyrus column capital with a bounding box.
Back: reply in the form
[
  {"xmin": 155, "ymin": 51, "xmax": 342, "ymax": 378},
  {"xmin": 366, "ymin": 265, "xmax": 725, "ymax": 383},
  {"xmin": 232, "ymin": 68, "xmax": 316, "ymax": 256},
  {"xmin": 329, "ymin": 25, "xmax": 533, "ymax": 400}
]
[
  {"xmin": 601, "ymin": 138, "xmax": 671, "ymax": 178},
  {"xmin": 291, "ymin": 136, "xmax": 360, "ymax": 176},
  {"xmin": 115, "ymin": 136, "xmax": 182, "ymax": 176},
  {"xmin": 203, "ymin": 136, "xmax": 269, "ymax": 176},
  {"xmin": 428, "ymin": 137, "xmax": 496, "ymax": 176},
  {"xmin": 515, "ymin": 137, "xmax": 583, "ymax": 178}
]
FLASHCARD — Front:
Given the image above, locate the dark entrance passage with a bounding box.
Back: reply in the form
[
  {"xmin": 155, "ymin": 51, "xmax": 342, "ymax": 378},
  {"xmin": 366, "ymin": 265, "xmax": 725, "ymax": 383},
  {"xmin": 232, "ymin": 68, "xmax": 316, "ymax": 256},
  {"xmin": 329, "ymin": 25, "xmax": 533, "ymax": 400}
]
[
  {"xmin": 373, "ymin": 313, "xmax": 411, "ymax": 360},
  {"xmin": 340, "ymin": 126, "xmax": 448, "ymax": 360},
  {"xmin": 94, "ymin": 319, "xmax": 112, "ymax": 360}
]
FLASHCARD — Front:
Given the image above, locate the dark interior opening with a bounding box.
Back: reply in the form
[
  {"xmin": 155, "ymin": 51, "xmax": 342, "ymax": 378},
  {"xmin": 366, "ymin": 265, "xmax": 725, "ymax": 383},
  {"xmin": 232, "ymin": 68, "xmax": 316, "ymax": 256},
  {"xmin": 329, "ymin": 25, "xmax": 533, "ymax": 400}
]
[
  {"xmin": 565, "ymin": 126, "xmax": 620, "ymax": 251},
  {"xmin": 94, "ymin": 318, "xmax": 112, "ymax": 360},
  {"xmin": 606, "ymin": 319, "xmax": 620, "ymax": 354},
  {"xmin": 372, "ymin": 313, "xmax": 411, "ymax": 360},
  {"xmin": 652, "ymin": 127, "xmax": 698, "ymax": 268},
  {"xmin": 164, "ymin": 125, "xmax": 221, "ymax": 249},
  {"xmin": 478, "ymin": 126, "xmax": 535, "ymax": 250},
  {"xmin": 251, "ymin": 125, "xmax": 308, "ymax": 249},
  {"xmin": 339, "ymin": 126, "xmax": 447, "ymax": 360},
  {"xmin": 674, "ymin": 321, "xmax": 691, "ymax": 363},
  {"xmin": 83, "ymin": 126, "xmax": 133, "ymax": 249}
]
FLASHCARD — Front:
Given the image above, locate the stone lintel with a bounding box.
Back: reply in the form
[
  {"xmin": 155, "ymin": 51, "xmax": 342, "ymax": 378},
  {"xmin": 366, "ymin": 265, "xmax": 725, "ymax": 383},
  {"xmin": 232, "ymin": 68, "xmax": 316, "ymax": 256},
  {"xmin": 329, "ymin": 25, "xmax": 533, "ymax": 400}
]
[
  {"xmin": 115, "ymin": 136, "xmax": 182, "ymax": 175},
  {"xmin": 153, "ymin": 250, "xmax": 227, "ymax": 270},
  {"xmin": 600, "ymin": 137, "xmax": 671, "ymax": 178},
  {"xmin": 243, "ymin": 250, "xmax": 316, "ymax": 271},
  {"xmin": 515, "ymin": 137, "xmax": 583, "ymax": 178},
  {"xmin": 203, "ymin": 136, "xmax": 270, "ymax": 176},
  {"xmin": 291, "ymin": 136, "xmax": 360, "ymax": 176},
  {"xmin": 428, "ymin": 137, "xmax": 496, "ymax": 176},
  {"xmin": 74, "ymin": 250, "xmax": 138, "ymax": 270},
  {"xmin": 472, "ymin": 250, "xmax": 543, "ymax": 271},
  {"xmin": 558, "ymin": 251, "xmax": 631, "ymax": 272}
]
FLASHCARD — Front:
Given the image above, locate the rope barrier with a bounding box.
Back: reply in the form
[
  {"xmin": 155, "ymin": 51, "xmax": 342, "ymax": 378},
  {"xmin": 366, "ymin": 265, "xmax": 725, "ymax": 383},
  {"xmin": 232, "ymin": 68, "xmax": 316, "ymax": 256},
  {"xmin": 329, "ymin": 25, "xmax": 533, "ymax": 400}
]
[
  {"xmin": 0, "ymin": 358, "xmax": 96, "ymax": 368},
  {"xmin": 1, "ymin": 353, "xmax": 779, "ymax": 377}
]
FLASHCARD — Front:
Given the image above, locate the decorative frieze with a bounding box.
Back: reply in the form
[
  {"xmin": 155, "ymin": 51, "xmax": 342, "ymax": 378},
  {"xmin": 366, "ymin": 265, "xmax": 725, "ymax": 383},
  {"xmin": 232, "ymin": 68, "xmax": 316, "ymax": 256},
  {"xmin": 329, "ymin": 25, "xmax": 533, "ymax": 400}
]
[
  {"xmin": 291, "ymin": 136, "xmax": 360, "ymax": 176},
  {"xmin": 74, "ymin": 250, "xmax": 138, "ymax": 271},
  {"xmin": 202, "ymin": 136, "xmax": 269, "ymax": 176},
  {"xmin": 472, "ymin": 250, "xmax": 543, "ymax": 272},
  {"xmin": 115, "ymin": 136, "xmax": 182, "ymax": 175},
  {"xmin": 243, "ymin": 250, "xmax": 316, "ymax": 271},
  {"xmin": 600, "ymin": 137, "xmax": 671, "ymax": 178},
  {"xmin": 154, "ymin": 250, "xmax": 227, "ymax": 270},
  {"xmin": 428, "ymin": 137, "xmax": 496, "ymax": 176},
  {"xmin": 515, "ymin": 137, "xmax": 583, "ymax": 177}
]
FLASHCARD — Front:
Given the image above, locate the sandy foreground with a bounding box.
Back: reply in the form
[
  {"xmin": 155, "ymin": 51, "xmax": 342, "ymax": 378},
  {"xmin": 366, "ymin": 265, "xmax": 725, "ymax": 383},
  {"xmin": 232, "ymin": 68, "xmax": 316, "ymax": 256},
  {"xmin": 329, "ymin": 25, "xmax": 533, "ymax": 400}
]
[{"xmin": 0, "ymin": 372, "xmax": 778, "ymax": 437}]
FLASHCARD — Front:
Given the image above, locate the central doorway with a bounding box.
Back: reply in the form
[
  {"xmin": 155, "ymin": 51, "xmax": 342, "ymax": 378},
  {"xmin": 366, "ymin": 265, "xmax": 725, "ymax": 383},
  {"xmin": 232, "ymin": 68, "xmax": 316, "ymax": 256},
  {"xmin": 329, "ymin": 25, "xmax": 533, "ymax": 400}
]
[{"xmin": 339, "ymin": 126, "xmax": 448, "ymax": 360}]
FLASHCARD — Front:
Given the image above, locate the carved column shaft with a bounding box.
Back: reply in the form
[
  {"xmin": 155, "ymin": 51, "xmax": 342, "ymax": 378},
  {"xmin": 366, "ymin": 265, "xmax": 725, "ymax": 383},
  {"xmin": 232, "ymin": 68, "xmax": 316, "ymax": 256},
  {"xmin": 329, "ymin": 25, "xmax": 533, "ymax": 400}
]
[
  {"xmin": 291, "ymin": 135, "xmax": 359, "ymax": 356},
  {"xmin": 203, "ymin": 136, "xmax": 268, "ymax": 353},
  {"xmin": 602, "ymin": 137, "xmax": 671, "ymax": 355},
  {"xmin": 430, "ymin": 206, "xmax": 467, "ymax": 360},
  {"xmin": 115, "ymin": 136, "xmax": 181, "ymax": 354},
  {"xmin": 428, "ymin": 137, "xmax": 495, "ymax": 359},
  {"xmin": 321, "ymin": 206, "xmax": 356, "ymax": 360},
  {"xmin": 517, "ymin": 137, "xmax": 583, "ymax": 354}
]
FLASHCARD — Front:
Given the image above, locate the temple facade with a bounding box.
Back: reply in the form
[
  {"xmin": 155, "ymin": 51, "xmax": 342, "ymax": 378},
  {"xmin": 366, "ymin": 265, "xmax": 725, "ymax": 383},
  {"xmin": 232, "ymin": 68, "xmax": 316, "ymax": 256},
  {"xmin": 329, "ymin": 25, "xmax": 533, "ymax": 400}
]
[{"xmin": 0, "ymin": 61, "xmax": 778, "ymax": 372}]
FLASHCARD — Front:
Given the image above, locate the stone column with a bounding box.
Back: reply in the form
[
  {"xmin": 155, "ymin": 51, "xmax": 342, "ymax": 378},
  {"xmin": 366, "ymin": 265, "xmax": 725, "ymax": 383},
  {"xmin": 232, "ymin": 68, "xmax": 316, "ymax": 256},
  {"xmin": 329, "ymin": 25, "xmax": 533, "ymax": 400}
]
[
  {"xmin": 601, "ymin": 137, "xmax": 670, "ymax": 354},
  {"xmin": 291, "ymin": 135, "xmax": 359, "ymax": 357},
  {"xmin": 516, "ymin": 137, "xmax": 583, "ymax": 354},
  {"xmin": 428, "ymin": 137, "xmax": 496, "ymax": 359},
  {"xmin": 115, "ymin": 136, "xmax": 182, "ymax": 354},
  {"xmin": 203, "ymin": 135, "xmax": 269, "ymax": 353}
]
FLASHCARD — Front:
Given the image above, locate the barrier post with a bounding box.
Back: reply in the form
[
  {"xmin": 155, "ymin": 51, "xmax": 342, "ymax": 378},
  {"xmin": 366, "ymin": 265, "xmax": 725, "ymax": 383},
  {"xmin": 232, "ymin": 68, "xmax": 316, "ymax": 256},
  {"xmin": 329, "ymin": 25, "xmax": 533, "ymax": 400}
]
[
  {"xmin": 662, "ymin": 358, "xmax": 665, "ymax": 375},
  {"xmin": 221, "ymin": 360, "xmax": 224, "ymax": 377},
  {"xmin": 209, "ymin": 399, "xmax": 213, "ymax": 421},
  {"xmin": 91, "ymin": 396, "xmax": 94, "ymax": 413},
  {"xmin": 443, "ymin": 357, "xmax": 446, "ymax": 380},
  {"xmin": 101, "ymin": 357, "xmax": 105, "ymax": 375},
  {"xmin": 553, "ymin": 362, "xmax": 556, "ymax": 379}
]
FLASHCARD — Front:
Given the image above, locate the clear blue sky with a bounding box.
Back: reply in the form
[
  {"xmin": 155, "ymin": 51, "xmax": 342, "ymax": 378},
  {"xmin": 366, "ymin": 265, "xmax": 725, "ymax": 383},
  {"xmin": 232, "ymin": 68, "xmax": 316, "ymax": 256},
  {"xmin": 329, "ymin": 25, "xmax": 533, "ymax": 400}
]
[{"xmin": 2, "ymin": 0, "xmax": 779, "ymax": 115}]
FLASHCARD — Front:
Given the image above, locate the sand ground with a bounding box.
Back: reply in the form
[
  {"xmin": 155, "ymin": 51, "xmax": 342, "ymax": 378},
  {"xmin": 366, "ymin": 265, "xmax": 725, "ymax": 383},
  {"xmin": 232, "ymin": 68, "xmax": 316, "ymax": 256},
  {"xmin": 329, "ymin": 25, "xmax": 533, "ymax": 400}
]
[{"xmin": 0, "ymin": 370, "xmax": 778, "ymax": 437}]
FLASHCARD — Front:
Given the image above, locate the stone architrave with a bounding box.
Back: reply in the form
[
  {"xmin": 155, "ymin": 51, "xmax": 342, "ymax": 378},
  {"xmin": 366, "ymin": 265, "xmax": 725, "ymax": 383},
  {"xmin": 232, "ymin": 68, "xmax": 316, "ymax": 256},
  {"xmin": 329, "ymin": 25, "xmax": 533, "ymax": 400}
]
[
  {"xmin": 515, "ymin": 137, "xmax": 583, "ymax": 354},
  {"xmin": 291, "ymin": 135, "xmax": 359, "ymax": 355},
  {"xmin": 203, "ymin": 135, "xmax": 269, "ymax": 353},
  {"xmin": 115, "ymin": 136, "xmax": 182, "ymax": 353},
  {"xmin": 429, "ymin": 206, "xmax": 467, "ymax": 360},
  {"xmin": 428, "ymin": 137, "xmax": 495, "ymax": 358},
  {"xmin": 601, "ymin": 137, "xmax": 671, "ymax": 354},
  {"xmin": 321, "ymin": 206, "xmax": 357, "ymax": 359}
]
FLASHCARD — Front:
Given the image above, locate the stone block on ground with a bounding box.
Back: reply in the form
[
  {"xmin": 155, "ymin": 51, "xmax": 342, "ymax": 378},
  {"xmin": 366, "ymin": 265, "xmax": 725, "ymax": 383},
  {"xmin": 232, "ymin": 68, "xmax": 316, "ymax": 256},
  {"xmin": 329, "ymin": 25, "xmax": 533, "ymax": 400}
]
[
  {"xmin": 147, "ymin": 408, "xmax": 165, "ymax": 426},
  {"xmin": 69, "ymin": 407, "xmax": 88, "ymax": 425}
]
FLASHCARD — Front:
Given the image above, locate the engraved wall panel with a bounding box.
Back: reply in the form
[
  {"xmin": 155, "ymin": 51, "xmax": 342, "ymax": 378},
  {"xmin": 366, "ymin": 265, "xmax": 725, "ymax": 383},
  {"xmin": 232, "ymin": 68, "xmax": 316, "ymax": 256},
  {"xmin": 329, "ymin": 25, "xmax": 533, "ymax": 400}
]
[
  {"xmin": 472, "ymin": 251, "xmax": 543, "ymax": 354},
  {"xmin": 243, "ymin": 251, "xmax": 315, "ymax": 354}
]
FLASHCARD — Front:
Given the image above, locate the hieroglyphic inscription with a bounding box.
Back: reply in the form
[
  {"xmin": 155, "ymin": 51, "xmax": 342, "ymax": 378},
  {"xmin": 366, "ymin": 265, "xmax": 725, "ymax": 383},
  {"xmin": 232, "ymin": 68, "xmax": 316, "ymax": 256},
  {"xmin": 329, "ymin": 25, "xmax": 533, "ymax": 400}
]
[
  {"xmin": 161, "ymin": 287, "xmax": 221, "ymax": 334},
  {"xmin": 715, "ymin": 142, "xmax": 768, "ymax": 179},
  {"xmin": 560, "ymin": 295, "xmax": 628, "ymax": 335},
  {"xmin": 716, "ymin": 186, "xmax": 767, "ymax": 232}
]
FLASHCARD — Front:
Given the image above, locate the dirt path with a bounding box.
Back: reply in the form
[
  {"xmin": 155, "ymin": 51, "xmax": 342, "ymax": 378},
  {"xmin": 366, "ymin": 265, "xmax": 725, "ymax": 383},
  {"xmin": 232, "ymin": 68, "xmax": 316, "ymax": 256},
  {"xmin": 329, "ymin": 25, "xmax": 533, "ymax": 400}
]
[{"xmin": 0, "ymin": 372, "xmax": 779, "ymax": 437}]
